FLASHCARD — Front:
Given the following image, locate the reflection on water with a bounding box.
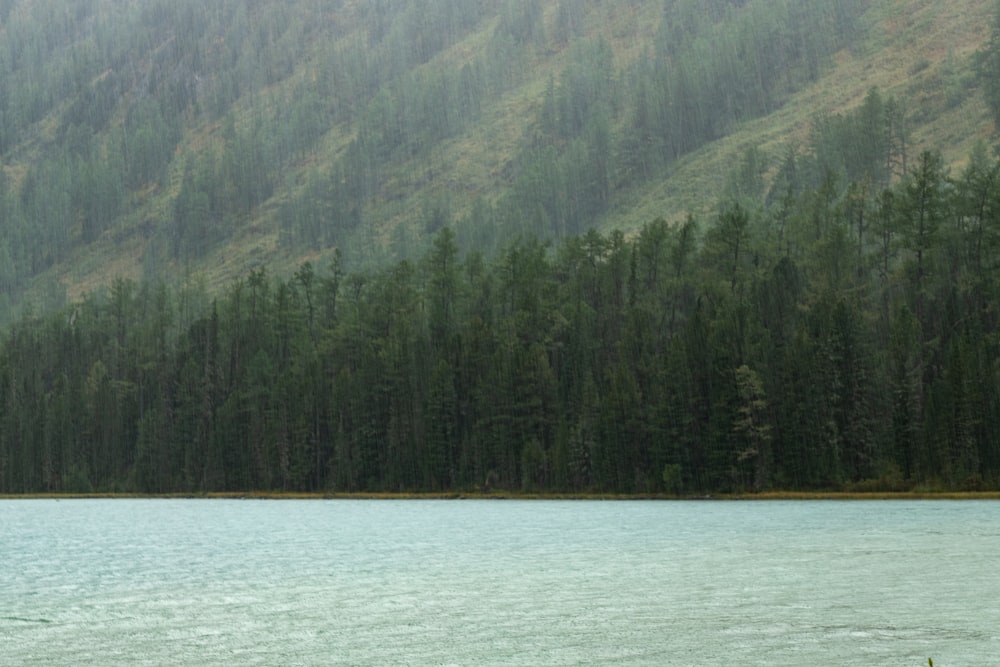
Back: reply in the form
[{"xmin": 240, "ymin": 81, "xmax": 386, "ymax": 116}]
[{"xmin": 2, "ymin": 499, "xmax": 998, "ymax": 665}]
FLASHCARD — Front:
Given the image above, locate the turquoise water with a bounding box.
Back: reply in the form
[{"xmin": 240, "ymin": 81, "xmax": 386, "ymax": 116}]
[{"xmin": 2, "ymin": 499, "xmax": 997, "ymax": 665}]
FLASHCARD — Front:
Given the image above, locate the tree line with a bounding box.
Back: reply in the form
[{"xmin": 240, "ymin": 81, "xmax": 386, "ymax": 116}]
[{"xmin": 4, "ymin": 126, "xmax": 1000, "ymax": 494}]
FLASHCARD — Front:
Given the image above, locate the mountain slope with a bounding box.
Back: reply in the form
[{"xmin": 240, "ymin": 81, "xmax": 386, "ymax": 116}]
[
  {"xmin": 0, "ymin": 0, "xmax": 993, "ymax": 320},
  {"xmin": 619, "ymin": 0, "xmax": 993, "ymax": 227}
]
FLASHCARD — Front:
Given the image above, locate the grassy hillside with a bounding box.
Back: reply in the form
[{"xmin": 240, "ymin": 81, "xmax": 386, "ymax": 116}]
[
  {"xmin": 0, "ymin": 0, "xmax": 994, "ymax": 319},
  {"xmin": 619, "ymin": 0, "xmax": 994, "ymax": 227}
]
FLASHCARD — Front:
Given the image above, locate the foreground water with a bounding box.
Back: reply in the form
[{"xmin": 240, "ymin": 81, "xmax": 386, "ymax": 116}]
[{"xmin": 2, "ymin": 499, "xmax": 997, "ymax": 666}]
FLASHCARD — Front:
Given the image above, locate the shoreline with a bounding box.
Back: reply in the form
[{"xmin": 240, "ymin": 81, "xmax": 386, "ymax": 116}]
[{"xmin": 3, "ymin": 490, "xmax": 1000, "ymax": 500}]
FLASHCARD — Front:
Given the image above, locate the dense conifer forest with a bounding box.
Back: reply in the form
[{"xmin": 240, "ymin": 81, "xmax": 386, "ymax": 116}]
[
  {"xmin": 2, "ymin": 0, "xmax": 1000, "ymax": 493},
  {"xmin": 5, "ymin": 109, "xmax": 1000, "ymax": 493}
]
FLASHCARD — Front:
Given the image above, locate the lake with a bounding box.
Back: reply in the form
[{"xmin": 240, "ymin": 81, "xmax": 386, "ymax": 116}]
[{"xmin": 2, "ymin": 499, "xmax": 997, "ymax": 665}]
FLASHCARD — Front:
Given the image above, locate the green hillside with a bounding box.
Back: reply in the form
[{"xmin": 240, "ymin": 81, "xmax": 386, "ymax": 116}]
[
  {"xmin": 7, "ymin": 0, "xmax": 1000, "ymax": 495},
  {"xmin": 0, "ymin": 0, "xmax": 993, "ymax": 321}
]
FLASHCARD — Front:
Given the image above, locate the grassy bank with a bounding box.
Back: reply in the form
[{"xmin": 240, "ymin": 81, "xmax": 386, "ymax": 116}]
[{"xmin": 4, "ymin": 491, "xmax": 1000, "ymax": 500}]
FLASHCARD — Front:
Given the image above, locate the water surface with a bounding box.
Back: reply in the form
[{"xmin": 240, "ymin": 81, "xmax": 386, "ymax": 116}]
[{"xmin": 2, "ymin": 499, "xmax": 997, "ymax": 665}]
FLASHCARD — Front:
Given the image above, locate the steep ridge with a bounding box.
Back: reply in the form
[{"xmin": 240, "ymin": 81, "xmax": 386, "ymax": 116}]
[{"xmin": 0, "ymin": 0, "xmax": 992, "ymax": 320}]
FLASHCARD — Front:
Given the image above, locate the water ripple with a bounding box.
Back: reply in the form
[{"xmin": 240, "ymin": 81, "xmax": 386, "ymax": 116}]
[{"xmin": 2, "ymin": 499, "xmax": 999, "ymax": 665}]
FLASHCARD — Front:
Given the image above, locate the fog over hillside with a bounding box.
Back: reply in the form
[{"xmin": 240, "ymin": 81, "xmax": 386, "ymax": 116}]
[
  {"xmin": 0, "ymin": 0, "xmax": 992, "ymax": 321},
  {"xmin": 4, "ymin": 0, "xmax": 1000, "ymax": 495}
]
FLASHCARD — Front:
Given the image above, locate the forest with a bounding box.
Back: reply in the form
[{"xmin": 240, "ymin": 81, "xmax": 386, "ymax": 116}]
[
  {"xmin": 4, "ymin": 82, "xmax": 1000, "ymax": 493},
  {"xmin": 2, "ymin": 0, "xmax": 1000, "ymax": 494},
  {"xmin": 0, "ymin": 0, "xmax": 874, "ymax": 324}
]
